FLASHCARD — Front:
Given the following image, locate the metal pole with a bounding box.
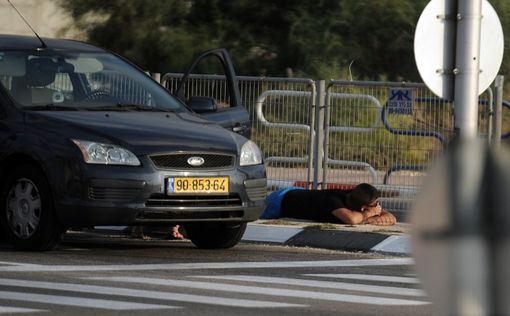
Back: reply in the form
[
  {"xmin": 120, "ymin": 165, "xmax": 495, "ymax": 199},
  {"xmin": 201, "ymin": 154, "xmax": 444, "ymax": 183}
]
[
  {"xmin": 493, "ymin": 76, "xmax": 504, "ymax": 147},
  {"xmin": 322, "ymin": 85, "xmax": 331, "ymax": 190},
  {"xmin": 453, "ymin": 0, "xmax": 482, "ymax": 140},
  {"xmin": 313, "ymin": 80, "xmax": 326, "ymax": 190},
  {"xmin": 450, "ymin": 1, "xmax": 487, "ymax": 315},
  {"xmin": 487, "ymin": 88, "xmax": 494, "ymax": 144},
  {"xmin": 307, "ymin": 83, "xmax": 317, "ymax": 190}
]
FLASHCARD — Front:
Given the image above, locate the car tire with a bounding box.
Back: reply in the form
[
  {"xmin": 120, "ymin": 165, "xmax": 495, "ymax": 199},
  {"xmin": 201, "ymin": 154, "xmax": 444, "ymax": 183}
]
[
  {"xmin": 0, "ymin": 165, "xmax": 63, "ymax": 251},
  {"xmin": 184, "ymin": 222, "xmax": 247, "ymax": 249}
]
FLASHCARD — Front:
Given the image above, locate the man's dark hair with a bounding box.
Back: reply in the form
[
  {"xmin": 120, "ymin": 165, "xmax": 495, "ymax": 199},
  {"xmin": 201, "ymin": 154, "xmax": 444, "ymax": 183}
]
[{"xmin": 346, "ymin": 183, "xmax": 379, "ymax": 212}]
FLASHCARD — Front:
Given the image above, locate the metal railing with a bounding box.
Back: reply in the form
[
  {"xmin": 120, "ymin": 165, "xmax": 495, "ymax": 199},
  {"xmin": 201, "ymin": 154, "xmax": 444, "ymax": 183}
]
[
  {"xmin": 160, "ymin": 73, "xmax": 508, "ymax": 216},
  {"xmin": 321, "ymin": 80, "xmax": 451, "ymax": 212},
  {"xmin": 162, "ymin": 74, "xmax": 317, "ymax": 190}
]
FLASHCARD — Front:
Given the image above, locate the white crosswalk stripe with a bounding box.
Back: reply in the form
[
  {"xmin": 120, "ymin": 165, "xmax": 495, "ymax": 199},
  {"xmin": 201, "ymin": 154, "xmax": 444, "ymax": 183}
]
[
  {"xmin": 90, "ymin": 276, "xmax": 429, "ymax": 306},
  {"xmin": 194, "ymin": 275, "xmax": 426, "ymax": 297},
  {"xmin": 0, "ymin": 258, "xmax": 414, "ymax": 272},
  {"xmin": 0, "ymin": 306, "xmax": 46, "ymax": 314},
  {"xmin": 0, "ymin": 291, "xmax": 175, "ymax": 311},
  {"xmin": 0, "ymin": 278, "xmax": 303, "ymax": 309},
  {"xmin": 306, "ymin": 274, "xmax": 420, "ymax": 284}
]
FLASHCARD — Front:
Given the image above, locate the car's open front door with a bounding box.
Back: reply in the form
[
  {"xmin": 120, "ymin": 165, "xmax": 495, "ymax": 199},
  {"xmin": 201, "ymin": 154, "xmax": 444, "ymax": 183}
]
[{"xmin": 174, "ymin": 49, "xmax": 251, "ymax": 138}]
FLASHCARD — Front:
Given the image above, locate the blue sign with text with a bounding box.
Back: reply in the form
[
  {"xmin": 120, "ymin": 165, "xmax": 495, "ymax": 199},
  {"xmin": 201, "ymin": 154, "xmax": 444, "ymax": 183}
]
[{"xmin": 387, "ymin": 88, "xmax": 413, "ymax": 115}]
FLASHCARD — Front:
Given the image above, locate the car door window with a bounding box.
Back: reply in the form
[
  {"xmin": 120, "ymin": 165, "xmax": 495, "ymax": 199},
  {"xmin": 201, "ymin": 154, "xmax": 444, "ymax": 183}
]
[
  {"xmin": 185, "ymin": 55, "xmax": 231, "ymax": 109},
  {"xmin": 176, "ymin": 50, "xmax": 242, "ymax": 111}
]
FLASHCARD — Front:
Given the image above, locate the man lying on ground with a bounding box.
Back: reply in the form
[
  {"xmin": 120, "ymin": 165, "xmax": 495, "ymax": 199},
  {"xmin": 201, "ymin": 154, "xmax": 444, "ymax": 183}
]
[{"xmin": 260, "ymin": 183, "xmax": 396, "ymax": 226}]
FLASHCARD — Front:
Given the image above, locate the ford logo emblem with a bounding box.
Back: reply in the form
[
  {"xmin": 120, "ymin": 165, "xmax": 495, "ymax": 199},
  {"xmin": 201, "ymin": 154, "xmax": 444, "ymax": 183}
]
[{"xmin": 187, "ymin": 156, "xmax": 205, "ymax": 167}]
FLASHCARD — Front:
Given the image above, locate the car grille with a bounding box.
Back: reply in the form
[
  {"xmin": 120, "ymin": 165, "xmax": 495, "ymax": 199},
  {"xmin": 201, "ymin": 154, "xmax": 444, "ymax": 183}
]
[
  {"xmin": 150, "ymin": 153, "xmax": 235, "ymax": 169},
  {"xmin": 88, "ymin": 187, "xmax": 140, "ymax": 202},
  {"xmin": 145, "ymin": 193, "xmax": 242, "ymax": 207}
]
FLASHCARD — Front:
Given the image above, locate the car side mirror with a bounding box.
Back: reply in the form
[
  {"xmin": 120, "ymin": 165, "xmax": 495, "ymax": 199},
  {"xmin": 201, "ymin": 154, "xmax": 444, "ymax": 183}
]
[{"xmin": 188, "ymin": 96, "xmax": 218, "ymax": 113}]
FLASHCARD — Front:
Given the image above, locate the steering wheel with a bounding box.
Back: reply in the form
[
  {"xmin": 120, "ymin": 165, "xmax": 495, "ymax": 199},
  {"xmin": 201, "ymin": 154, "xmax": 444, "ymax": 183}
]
[{"xmin": 83, "ymin": 90, "xmax": 116, "ymax": 102}]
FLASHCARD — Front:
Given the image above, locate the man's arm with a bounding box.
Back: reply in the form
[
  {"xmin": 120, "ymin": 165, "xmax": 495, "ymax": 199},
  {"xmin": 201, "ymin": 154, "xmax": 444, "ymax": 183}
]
[
  {"xmin": 331, "ymin": 205, "xmax": 396, "ymax": 226},
  {"xmin": 331, "ymin": 208, "xmax": 363, "ymax": 224},
  {"xmin": 331, "ymin": 207, "xmax": 381, "ymax": 225},
  {"xmin": 365, "ymin": 209, "xmax": 397, "ymax": 226}
]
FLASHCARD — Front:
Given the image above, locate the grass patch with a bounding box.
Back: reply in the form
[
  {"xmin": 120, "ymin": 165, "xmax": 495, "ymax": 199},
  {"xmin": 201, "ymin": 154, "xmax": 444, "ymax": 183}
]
[
  {"xmin": 258, "ymin": 220, "xmax": 302, "ymax": 226},
  {"xmin": 303, "ymin": 223, "xmax": 339, "ymax": 230}
]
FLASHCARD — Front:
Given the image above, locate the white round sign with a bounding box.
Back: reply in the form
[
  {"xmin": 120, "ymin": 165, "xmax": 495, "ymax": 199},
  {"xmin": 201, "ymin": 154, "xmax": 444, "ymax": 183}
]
[{"xmin": 414, "ymin": 0, "xmax": 504, "ymax": 99}]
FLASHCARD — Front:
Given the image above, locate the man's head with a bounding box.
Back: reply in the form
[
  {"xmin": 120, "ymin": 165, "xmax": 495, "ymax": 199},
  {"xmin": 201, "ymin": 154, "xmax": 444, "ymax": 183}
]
[{"xmin": 346, "ymin": 183, "xmax": 380, "ymax": 212}]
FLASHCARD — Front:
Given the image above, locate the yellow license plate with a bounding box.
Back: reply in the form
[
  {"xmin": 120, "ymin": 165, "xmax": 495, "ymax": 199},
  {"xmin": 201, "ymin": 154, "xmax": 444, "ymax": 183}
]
[{"xmin": 167, "ymin": 177, "xmax": 229, "ymax": 194}]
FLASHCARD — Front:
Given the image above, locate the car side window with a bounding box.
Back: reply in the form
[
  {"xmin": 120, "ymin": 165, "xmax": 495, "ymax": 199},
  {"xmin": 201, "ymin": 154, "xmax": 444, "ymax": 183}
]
[
  {"xmin": 0, "ymin": 52, "xmax": 26, "ymax": 103},
  {"xmin": 178, "ymin": 54, "xmax": 233, "ymax": 110},
  {"xmin": 7, "ymin": 56, "xmax": 72, "ymax": 105}
]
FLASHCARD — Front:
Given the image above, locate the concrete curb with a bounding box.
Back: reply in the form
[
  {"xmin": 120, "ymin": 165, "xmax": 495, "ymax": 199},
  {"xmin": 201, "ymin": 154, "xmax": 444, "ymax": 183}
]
[
  {"xmin": 93, "ymin": 221, "xmax": 412, "ymax": 255},
  {"xmin": 242, "ymin": 222, "xmax": 411, "ymax": 255}
]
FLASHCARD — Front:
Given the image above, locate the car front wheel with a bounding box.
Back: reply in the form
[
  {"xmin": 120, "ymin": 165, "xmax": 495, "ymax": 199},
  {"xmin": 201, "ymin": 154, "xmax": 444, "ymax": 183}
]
[
  {"xmin": 0, "ymin": 165, "xmax": 63, "ymax": 251},
  {"xmin": 184, "ymin": 222, "xmax": 247, "ymax": 249}
]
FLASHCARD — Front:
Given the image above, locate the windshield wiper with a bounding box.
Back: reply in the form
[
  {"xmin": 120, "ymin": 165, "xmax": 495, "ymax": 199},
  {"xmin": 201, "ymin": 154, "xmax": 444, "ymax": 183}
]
[
  {"xmin": 88, "ymin": 103, "xmax": 174, "ymax": 112},
  {"xmin": 22, "ymin": 104, "xmax": 81, "ymax": 111}
]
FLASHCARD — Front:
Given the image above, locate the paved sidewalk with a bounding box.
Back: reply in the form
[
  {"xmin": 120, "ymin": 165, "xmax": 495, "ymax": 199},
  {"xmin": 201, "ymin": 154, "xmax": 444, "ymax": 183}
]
[{"xmin": 243, "ymin": 220, "xmax": 412, "ymax": 255}]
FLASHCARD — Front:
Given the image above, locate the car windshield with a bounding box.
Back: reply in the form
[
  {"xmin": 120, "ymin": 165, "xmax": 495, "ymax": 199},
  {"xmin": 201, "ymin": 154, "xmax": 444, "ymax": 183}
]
[{"xmin": 0, "ymin": 50, "xmax": 186, "ymax": 112}]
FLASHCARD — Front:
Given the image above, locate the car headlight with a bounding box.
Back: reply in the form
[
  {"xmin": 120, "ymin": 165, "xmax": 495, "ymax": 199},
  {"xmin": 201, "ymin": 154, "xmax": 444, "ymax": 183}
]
[
  {"xmin": 240, "ymin": 140, "xmax": 263, "ymax": 166},
  {"xmin": 71, "ymin": 139, "xmax": 140, "ymax": 166}
]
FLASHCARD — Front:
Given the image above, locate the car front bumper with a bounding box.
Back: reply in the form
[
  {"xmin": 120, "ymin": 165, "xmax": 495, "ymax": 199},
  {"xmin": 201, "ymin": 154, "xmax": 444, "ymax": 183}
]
[{"xmin": 52, "ymin": 157, "xmax": 267, "ymax": 226}]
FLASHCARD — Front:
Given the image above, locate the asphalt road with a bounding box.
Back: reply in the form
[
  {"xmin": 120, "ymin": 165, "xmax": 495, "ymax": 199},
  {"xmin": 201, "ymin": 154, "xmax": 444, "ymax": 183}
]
[{"xmin": 0, "ymin": 231, "xmax": 436, "ymax": 316}]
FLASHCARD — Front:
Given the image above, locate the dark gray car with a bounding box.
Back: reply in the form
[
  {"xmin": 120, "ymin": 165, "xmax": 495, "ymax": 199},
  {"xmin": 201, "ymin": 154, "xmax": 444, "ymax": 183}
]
[{"xmin": 0, "ymin": 34, "xmax": 266, "ymax": 251}]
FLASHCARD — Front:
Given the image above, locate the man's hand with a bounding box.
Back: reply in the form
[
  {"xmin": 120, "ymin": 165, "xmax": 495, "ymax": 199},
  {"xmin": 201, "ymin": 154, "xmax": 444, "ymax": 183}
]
[
  {"xmin": 372, "ymin": 204, "xmax": 382, "ymax": 215},
  {"xmin": 361, "ymin": 204, "xmax": 382, "ymax": 220}
]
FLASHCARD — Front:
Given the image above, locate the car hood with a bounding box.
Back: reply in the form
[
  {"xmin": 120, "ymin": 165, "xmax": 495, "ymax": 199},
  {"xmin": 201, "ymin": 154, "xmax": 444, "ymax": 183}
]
[{"xmin": 27, "ymin": 111, "xmax": 243, "ymax": 155}]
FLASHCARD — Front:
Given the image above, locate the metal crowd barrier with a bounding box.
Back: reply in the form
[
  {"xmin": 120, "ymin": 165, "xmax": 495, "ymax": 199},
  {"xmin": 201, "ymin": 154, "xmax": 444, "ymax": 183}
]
[{"xmin": 158, "ymin": 73, "xmax": 507, "ymax": 217}]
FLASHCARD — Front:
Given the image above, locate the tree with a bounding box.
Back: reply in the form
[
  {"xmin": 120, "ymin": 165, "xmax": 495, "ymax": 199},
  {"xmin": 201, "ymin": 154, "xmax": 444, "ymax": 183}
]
[
  {"xmin": 57, "ymin": 0, "xmax": 509, "ymax": 82},
  {"xmin": 58, "ymin": 0, "xmax": 205, "ymax": 73}
]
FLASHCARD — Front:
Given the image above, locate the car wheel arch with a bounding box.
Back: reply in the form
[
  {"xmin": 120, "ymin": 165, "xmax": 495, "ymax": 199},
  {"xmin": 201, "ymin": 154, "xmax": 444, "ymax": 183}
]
[{"xmin": 0, "ymin": 153, "xmax": 54, "ymax": 204}]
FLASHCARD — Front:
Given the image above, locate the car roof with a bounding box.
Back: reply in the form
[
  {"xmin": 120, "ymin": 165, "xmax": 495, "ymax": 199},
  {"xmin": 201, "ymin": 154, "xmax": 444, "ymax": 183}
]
[{"xmin": 0, "ymin": 34, "xmax": 105, "ymax": 52}]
